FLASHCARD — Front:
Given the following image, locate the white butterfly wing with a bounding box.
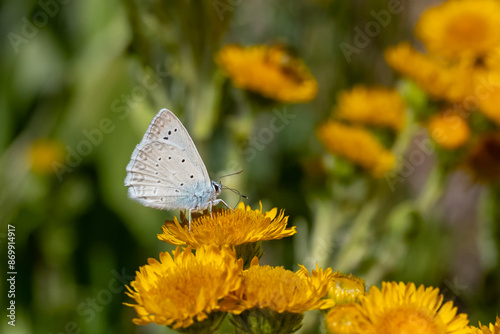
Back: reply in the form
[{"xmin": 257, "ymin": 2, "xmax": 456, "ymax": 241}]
[
  {"xmin": 140, "ymin": 108, "xmax": 210, "ymax": 181},
  {"xmin": 124, "ymin": 109, "xmax": 212, "ymax": 210}
]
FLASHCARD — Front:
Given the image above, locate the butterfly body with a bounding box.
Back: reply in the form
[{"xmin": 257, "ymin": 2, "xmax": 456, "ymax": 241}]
[{"xmin": 125, "ymin": 109, "xmax": 228, "ymax": 230}]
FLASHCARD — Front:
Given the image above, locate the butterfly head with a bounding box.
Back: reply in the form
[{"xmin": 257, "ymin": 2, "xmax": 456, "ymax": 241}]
[
  {"xmin": 211, "ymin": 174, "xmax": 248, "ymax": 208},
  {"xmin": 211, "ymin": 180, "xmax": 223, "ymax": 197}
]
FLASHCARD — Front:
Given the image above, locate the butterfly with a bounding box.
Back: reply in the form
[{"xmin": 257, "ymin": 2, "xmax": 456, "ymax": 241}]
[{"xmin": 124, "ymin": 108, "xmax": 235, "ymax": 231}]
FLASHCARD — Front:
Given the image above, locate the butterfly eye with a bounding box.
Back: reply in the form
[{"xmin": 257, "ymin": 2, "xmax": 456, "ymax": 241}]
[{"xmin": 213, "ymin": 183, "xmax": 219, "ymax": 192}]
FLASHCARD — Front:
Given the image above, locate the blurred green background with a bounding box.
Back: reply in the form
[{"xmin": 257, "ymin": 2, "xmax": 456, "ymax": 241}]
[{"xmin": 1, "ymin": 0, "xmax": 499, "ymax": 333}]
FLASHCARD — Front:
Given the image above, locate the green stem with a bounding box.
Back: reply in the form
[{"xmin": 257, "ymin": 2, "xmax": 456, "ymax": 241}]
[
  {"xmin": 307, "ymin": 199, "xmax": 345, "ymax": 269},
  {"xmin": 330, "ymin": 195, "xmax": 382, "ymax": 273},
  {"xmin": 414, "ymin": 164, "xmax": 446, "ymax": 217}
]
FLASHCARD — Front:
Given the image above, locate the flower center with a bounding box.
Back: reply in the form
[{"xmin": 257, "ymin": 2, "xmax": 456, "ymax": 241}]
[{"xmin": 376, "ymin": 307, "xmax": 442, "ymax": 334}]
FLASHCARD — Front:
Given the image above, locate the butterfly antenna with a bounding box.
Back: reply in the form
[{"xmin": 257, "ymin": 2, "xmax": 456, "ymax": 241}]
[
  {"xmin": 221, "ymin": 184, "xmax": 248, "ymax": 208},
  {"xmin": 221, "ymin": 184, "xmax": 248, "ymax": 199},
  {"xmin": 215, "ymin": 170, "xmax": 244, "ymax": 182}
]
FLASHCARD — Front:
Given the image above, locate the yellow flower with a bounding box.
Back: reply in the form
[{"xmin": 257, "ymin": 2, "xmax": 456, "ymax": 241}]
[
  {"xmin": 415, "ymin": 0, "xmax": 500, "ymax": 60},
  {"xmin": 28, "ymin": 138, "xmax": 65, "ymax": 175},
  {"xmin": 158, "ymin": 202, "xmax": 295, "ymax": 248},
  {"xmin": 464, "ymin": 133, "xmax": 500, "ymax": 183},
  {"xmin": 467, "ymin": 316, "xmax": 500, "ymax": 334},
  {"xmin": 325, "ymin": 304, "xmax": 370, "ymax": 334},
  {"xmin": 476, "ymin": 70, "xmax": 500, "ymax": 126},
  {"xmin": 125, "ymin": 245, "xmax": 243, "ymax": 329},
  {"xmin": 216, "ymin": 44, "xmax": 318, "ymax": 103},
  {"xmin": 229, "ymin": 258, "xmax": 334, "ymax": 314},
  {"xmin": 428, "ymin": 112, "xmax": 470, "ymax": 150},
  {"xmin": 317, "ymin": 121, "xmax": 395, "ymax": 177},
  {"xmin": 385, "ymin": 42, "xmax": 472, "ymax": 102},
  {"xmin": 327, "ymin": 272, "xmax": 366, "ymax": 304},
  {"xmin": 227, "ymin": 259, "xmax": 334, "ymax": 333},
  {"xmin": 335, "ymin": 86, "xmax": 406, "ymax": 131},
  {"xmin": 358, "ymin": 281, "xmax": 469, "ymax": 334}
]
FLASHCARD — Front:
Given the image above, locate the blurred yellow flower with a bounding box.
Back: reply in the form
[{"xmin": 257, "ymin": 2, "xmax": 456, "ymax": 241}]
[
  {"xmin": 229, "ymin": 258, "xmax": 334, "ymax": 314},
  {"xmin": 415, "ymin": 0, "xmax": 500, "ymax": 60},
  {"xmin": 125, "ymin": 245, "xmax": 243, "ymax": 329},
  {"xmin": 327, "ymin": 272, "xmax": 366, "ymax": 304},
  {"xmin": 465, "ymin": 133, "xmax": 500, "ymax": 183},
  {"xmin": 385, "ymin": 42, "xmax": 472, "ymax": 102},
  {"xmin": 467, "ymin": 316, "xmax": 500, "ymax": 334},
  {"xmin": 335, "ymin": 86, "xmax": 406, "ymax": 131},
  {"xmin": 28, "ymin": 138, "xmax": 65, "ymax": 175},
  {"xmin": 317, "ymin": 121, "xmax": 395, "ymax": 177},
  {"xmin": 476, "ymin": 71, "xmax": 500, "ymax": 126},
  {"xmin": 216, "ymin": 44, "xmax": 318, "ymax": 103},
  {"xmin": 325, "ymin": 304, "xmax": 370, "ymax": 334},
  {"xmin": 428, "ymin": 112, "xmax": 470, "ymax": 150},
  {"xmin": 358, "ymin": 281, "xmax": 469, "ymax": 334},
  {"xmin": 158, "ymin": 202, "xmax": 295, "ymax": 248}
]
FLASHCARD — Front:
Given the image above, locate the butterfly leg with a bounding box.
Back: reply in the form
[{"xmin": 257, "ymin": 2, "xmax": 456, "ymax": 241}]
[
  {"xmin": 212, "ymin": 199, "xmax": 232, "ymax": 211},
  {"xmin": 188, "ymin": 209, "xmax": 193, "ymax": 232},
  {"xmin": 208, "ymin": 204, "xmax": 213, "ymax": 218}
]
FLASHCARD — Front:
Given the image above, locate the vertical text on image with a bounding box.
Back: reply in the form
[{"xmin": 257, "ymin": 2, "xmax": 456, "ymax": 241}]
[{"xmin": 6, "ymin": 224, "xmax": 16, "ymax": 327}]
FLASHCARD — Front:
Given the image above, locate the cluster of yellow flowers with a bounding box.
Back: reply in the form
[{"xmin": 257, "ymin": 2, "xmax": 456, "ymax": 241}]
[
  {"xmin": 216, "ymin": 45, "xmax": 405, "ymax": 179},
  {"xmin": 386, "ymin": 0, "xmax": 500, "ymax": 182},
  {"xmin": 317, "ymin": 86, "xmax": 405, "ymax": 178},
  {"xmin": 124, "ymin": 203, "xmax": 498, "ymax": 333},
  {"xmin": 125, "ymin": 203, "xmax": 330, "ymax": 333}
]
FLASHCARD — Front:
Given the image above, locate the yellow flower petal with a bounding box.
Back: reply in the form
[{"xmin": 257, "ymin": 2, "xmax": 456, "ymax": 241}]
[
  {"xmin": 467, "ymin": 316, "xmax": 500, "ymax": 333},
  {"xmin": 385, "ymin": 42, "xmax": 473, "ymax": 102},
  {"xmin": 335, "ymin": 86, "xmax": 406, "ymax": 131},
  {"xmin": 328, "ymin": 272, "xmax": 366, "ymax": 304},
  {"xmin": 325, "ymin": 304, "xmax": 370, "ymax": 334},
  {"xmin": 428, "ymin": 111, "xmax": 470, "ymax": 150},
  {"xmin": 317, "ymin": 121, "xmax": 395, "ymax": 177}
]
